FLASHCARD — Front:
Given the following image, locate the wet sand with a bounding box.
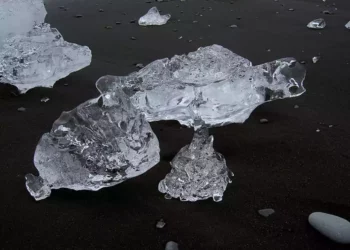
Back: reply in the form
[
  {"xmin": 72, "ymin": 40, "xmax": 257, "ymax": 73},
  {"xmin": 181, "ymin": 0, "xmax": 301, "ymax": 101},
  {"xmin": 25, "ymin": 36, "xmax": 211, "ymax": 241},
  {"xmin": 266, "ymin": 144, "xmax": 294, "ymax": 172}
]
[{"xmin": 1, "ymin": 0, "xmax": 350, "ymax": 249}]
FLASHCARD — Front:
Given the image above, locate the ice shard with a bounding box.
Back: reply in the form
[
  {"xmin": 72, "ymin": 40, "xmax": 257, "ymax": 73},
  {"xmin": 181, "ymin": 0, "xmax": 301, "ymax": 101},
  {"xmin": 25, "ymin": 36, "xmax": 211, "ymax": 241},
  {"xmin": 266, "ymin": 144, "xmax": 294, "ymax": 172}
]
[
  {"xmin": 25, "ymin": 81, "xmax": 160, "ymax": 201},
  {"xmin": 158, "ymin": 127, "xmax": 232, "ymax": 202},
  {"xmin": 0, "ymin": 0, "xmax": 47, "ymax": 46},
  {"xmin": 99, "ymin": 45, "xmax": 306, "ymax": 128},
  {"xmin": 0, "ymin": 23, "xmax": 92, "ymax": 93},
  {"xmin": 138, "ymin": 7, "xmax": 171, "ymax": 26},
  {"xmin": 307, "ymin": 18, "xmax": 326, "ymax": 29}
]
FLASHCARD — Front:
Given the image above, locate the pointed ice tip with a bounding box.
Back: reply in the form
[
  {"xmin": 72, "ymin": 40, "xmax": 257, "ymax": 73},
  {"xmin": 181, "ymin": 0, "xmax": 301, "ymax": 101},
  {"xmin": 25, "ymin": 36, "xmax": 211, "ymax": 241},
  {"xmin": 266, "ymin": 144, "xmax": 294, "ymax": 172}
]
[{"xmin": 25, "ymin": 173, "xmax": 51, "ymax": 201}]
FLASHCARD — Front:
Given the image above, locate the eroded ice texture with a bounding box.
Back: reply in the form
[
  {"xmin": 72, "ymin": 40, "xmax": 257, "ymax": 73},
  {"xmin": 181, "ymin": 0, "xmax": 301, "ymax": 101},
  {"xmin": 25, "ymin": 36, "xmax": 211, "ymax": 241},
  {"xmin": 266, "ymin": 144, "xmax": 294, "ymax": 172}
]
[
  {"xmin": 138, "ymin": 7, "xmax": 171, "ymax": 26},
  {"xmin": 25, "ymin": 85, "xmax": 160, "ymax": 201},
  {"xmin": 0, "ymin": 0, "xmax": 47, "ymax": 46},
  {"xmin": 98, "ymin": 45, "xmax": 306, "ymax": 128},
  {"xmin": 307, "ymin": 18, "xmax": 326, "ymax": 29},
  {"xmin": 0, "ymin": 23, "xmax": 92, "ymax": 93},
  {"xmin": 158, "ymin": 128, "xmax": 232, "ymax": 202}
]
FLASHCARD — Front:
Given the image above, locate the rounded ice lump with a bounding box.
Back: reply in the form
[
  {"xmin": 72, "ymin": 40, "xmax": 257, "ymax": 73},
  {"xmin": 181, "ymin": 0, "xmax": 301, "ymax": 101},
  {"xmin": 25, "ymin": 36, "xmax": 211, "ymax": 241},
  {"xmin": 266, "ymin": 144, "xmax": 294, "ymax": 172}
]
[{"xmin": 25, "ymin": 83, "xmax": 160, "ymax": 201}]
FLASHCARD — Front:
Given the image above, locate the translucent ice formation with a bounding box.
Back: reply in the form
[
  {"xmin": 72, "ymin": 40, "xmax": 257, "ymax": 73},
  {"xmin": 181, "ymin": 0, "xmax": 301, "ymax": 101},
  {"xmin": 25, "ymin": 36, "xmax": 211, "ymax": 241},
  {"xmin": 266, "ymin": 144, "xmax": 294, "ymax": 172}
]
[
  {"xmin": 25, "ymin": 82, "xmax": 160, "ymax": 201},
  {"xmin": 100, "ymin": 45, "xmax": 306, "ymax": 128},
  {"xmin": 158, "ymin": 127, "xmax": 232, "ymax": 202},
  {"xmin": 0, "ymin": 23, "xmax": 92, "ymax": 93},
  {"xmin": 307, "ymin": 18, "xmax": 326, "ymax": 29},
  {"xmin": 0, "ymin": 0, "xmax": 46, "ymax": 46},
  {"xmin": 346, "ymin": 21, "xmax": 350, "ymax": 30},
  {"xmin": 138, "ymin": 7, "xmax": 171, "ymax": 26}
]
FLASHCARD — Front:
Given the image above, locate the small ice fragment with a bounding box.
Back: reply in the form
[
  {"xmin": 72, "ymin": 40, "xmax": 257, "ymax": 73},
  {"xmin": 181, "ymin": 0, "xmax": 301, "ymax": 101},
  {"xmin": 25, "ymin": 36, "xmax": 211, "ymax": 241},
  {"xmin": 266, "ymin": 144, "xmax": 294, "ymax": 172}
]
[
  {"xmin": 156, "ymin": 219, "xmax": 166, "ymax": 229},
  {"xmin": 136, "ymin": 63, "xmax": 144, "ymax": 69},
  {"xmin": 25, "ymin": 173, "xmax": 51, "ymax": 201},
  {"xmin": 260, "ymin": 118, "xmax": 269, "ymax": 124},
  {"xmin": 307, "ymin": 18, "xmax": 326, "ymax": 29},
  {"xmin": 75, "ymin": 14, "xmax": 83, "ymax": 18},
  {"xmin": 345, "ymin": 21, "xmax": 350, "ymax": 29},
  {"xmin": 130, "ymin": 36, "xmax": 137, "ymax": 40},
  {"xmin": 178, "ymin": 36, "xmax": 183, "ymax": 39},
  {"xmin": 288, "ymin": 8, "xmax": 294, "ymax": 11},
  {"xmin": 316, "ymin": 128, "xmax": 320, "ymax": 132},
  {"xmin": 294, "ymin": 105, "xmax": 299, "ymax": 109},
  {"xmin": 99, "ymin": 9, "xmax": 104, "ymax": 12},
  {"xmin": 138, "ymin": 7, "xmax": 171, "ymax": 26},
  {"xmin": 17, "ymin": 107, "xmax": 26, "ymax": 112},
  {"xmin": 329, "ymin": 124, "xmax": 333, "ymax": 128},
  {"xmin": 230, "ymin": 24, "xmax": 238, "ymax": 28},
  {"xmin": 258, "ymin": 208, "xmax": 275, "ymax": 217},
  {"xmin": 40, "ymin": 97, "xmax": 50, "ymax": 103},
  {"xmin": 165, "ymin": 241, "xmax": 179, "ymax": 250},
  {"xmin": 105, "ymin": 26, "xmax": 113, "ymax": 29},
  {"xmin": 309, "ymin": 212, "xmax": 350, "ymax": 244},
  {"xmin": 322, "ymin": 10, "xmax": 334, "ymax": 15},
  {"xmin": 312, "ymin": 56, "xmax": 320, "ymax": 63}
]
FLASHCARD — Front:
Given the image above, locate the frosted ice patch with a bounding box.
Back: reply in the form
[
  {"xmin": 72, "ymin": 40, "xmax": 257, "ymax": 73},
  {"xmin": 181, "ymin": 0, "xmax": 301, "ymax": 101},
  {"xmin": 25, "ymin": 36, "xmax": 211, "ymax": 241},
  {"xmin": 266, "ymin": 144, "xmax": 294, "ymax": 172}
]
[
  {"xmin": 307, "ymin": 18, "xmax": 326, "ymax": 29},
  {"xmin": 138, "ymin": 7, "xmax": 171, "ymax": 26}
]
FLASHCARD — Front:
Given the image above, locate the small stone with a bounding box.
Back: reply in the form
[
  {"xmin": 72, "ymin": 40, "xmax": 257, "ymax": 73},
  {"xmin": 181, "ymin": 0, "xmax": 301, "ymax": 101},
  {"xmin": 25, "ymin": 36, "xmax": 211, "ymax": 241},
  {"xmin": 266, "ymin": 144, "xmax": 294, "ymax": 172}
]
[
  {"xmin": 17, "ymin": 107, "xmax": 26, "ymax": 112},
  {"xmin": 105, "ymin": 26, "xmax": 113, "ymax": 29},
  {"xmin": 99, "ymin": 9, "xmax": 104, "ymax": 12},
  {"xmin": 260, "ymin": 118, "xmax": 269, "ymax": 124},
  {"xmin": 322, "ymin": 10, "xmax": 334, "ymax": 15},
  {"xmin": 178, "ymin": 36, "xmax": 183, "ymax": 39},
  {"xmin": 165, "ymin": 241, "xmax": 179, "ymax": 250},
  {"xmin": 309, "ymin": 212, "xmax": 350, "ymax": 244},
  {"xmin": 193, "ymin": 20, "xmax": 198, "ymax": 23},
  {"xmin": 312, "ymin": 56, "xmax": 320, "ymax": 63},
  {"xmin": 329, "ymin": 124, "xmax": 333, "ymax": 128},
  {"xmin": 236, "ymin": 17, "xmax": 241, "ymax": 20},
  {"xmin": 130, "ymin": 20, "xmax": 136, "ymax": 23},
  {"xmin": 230, "ymin": 24, "xmax": 238, "ymax": 28},
  {"xmin": 173, "ymin": 29, "xmax": 178, "ymax": 32},
  {"xmin": 156, "ymin": 219, "xmax": 166, "ymax": 229},
  {"xmin": 130, "ymin": 37, "xmax": 137, "ymax": 40},
  {"xmin": 40, "ymin": 97, "xmax": 50, "ymax": 103},
  {"xmin": 300, "ymin": 60, "xmax": 307, "ymax": 64},
  {"xmin": 116, "ymin": 22, "xmax": 122, "ymax": 25},
  {"xmin": 74, "ymin": 14, "xmax": 83, "ymax": 18},
  {"xmin": 188, "ymin": 40, "xmax": 192, "ymax": 43},
  {"xmin": 258, "ymin": 208, "xmax": 275, "ymax": 217}
]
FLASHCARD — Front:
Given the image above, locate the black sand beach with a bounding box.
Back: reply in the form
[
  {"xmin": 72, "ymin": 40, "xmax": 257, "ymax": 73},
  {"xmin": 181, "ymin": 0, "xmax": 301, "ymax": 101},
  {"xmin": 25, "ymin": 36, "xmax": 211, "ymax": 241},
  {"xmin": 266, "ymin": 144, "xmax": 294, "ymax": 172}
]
[{"xmin": 1, "ymin": 0, "xmax": 350, "ymax": 249}]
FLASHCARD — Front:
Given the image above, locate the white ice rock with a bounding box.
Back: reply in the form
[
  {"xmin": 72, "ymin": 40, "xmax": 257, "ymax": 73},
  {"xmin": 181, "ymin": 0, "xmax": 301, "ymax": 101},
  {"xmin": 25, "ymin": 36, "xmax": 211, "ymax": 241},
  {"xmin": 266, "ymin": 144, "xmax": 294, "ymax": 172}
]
[
  {"xmin": 138, "ymin": 7, "xmax": 171, "ymax": 26},
  {"xmin": 25, "ymin": 83, "xmax": 160, "ymax": 201},
  {"xmin": 98, "ymin": 45, "xmax": 306, "ymax": 128},
  {"xmin": 0, "ymin": 23, "xmax": 92, "ymax": 93},
  {"xmin": 307, "ymin": 18, "xmax": 326, "ymax": 29},
  {"xmin": 346, "ymin": 21, "xmax": 350, "ymax": 30},
  {"xmin": 0, "ymin": 0, "xmax": 47, "ymax": 46},
  {"xmin": 158, "ymin": 127, "xmax": 232, "ymax": 202},
  {"xmin": 309, "ymin": 212, "xmax": 350, "ymax": 244}
]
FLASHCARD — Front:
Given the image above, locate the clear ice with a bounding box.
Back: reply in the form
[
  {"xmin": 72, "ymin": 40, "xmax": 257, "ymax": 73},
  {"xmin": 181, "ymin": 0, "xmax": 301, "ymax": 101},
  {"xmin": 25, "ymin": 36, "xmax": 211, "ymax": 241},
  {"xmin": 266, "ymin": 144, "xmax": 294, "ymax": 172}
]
[
  {"xmin": 138, "ymin": 7, "xmax": 171, "ymax": 26},
  {"xmin": 346, "ymin": 21, "xmax": 350, "ymax": 30},
  {"xmin": 102, "ymin": 45, "xmax": 306, "ymax": 128},
  {"xmin": 0, "ymin": 23, "xmax": 92, "ymax": 93},
  {"xmin": 0, "ymin": 0, "xmax": 47, "ymax": 47},
  {"xmin": 158, "ymin": 127, "xmax": 232, "ymax": 202},
  {"xmin": 307, "ymin": 18, "xmax": 326, "ymax": 29},
  {"xmin": 25, "ymin": 81, "xmax": 160, "ymax": 201}
]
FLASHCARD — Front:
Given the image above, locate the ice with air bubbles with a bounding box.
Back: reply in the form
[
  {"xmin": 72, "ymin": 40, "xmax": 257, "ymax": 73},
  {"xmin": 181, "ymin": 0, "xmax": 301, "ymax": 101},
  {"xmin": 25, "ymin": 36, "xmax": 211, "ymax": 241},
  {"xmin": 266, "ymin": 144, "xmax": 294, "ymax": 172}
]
[{"xmin": 25, "ymin": 83, "xmax": 160, "ymax": 201}]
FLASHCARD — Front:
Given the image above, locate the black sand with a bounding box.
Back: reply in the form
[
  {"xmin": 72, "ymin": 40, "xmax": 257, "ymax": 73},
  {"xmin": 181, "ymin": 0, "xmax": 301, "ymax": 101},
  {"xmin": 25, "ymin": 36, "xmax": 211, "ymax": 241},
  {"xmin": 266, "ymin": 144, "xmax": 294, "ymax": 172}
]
[{"xmin": 1, "ymin": 0, "xmax": 350, "ymax": 249}]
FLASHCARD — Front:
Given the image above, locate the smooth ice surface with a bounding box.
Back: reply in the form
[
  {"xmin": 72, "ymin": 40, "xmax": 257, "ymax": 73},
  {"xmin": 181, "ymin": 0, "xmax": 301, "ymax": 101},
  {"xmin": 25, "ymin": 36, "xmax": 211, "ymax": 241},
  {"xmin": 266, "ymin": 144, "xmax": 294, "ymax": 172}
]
[
  {"xmin": 158, "ymin": 128, "xmax": 232, "ymax": 202},
  {"xmin": 307, "ymin": 18, "xmax": 326, "ymax": 29},
  {"xmin": 25, "ymin": 84, "xmax": 160, "ymax": 201},
  {"xmin": 309, "ymin": 212, "xmax": 350, "ymax": 244},
  {"xmin": 138, "ymin": 7, "xmax": 171, "ymax": 26},
  {"xmin": 346, "ymin": 21, "xmax": 350, "ymax": 29},
  {"xmin": 165, "ymin": 241, "xmax": 179, "ymax": 250},
  {"xmin": 0, "ymin": 23, "xmax": 92, "ymax": 93},
  {"xmin": 0, "ymin": 0, "xmax": 47, "ymax": 46},
  {"xmin": 98, "ymin": 45, "xmax": 306, "ymax": 128}
]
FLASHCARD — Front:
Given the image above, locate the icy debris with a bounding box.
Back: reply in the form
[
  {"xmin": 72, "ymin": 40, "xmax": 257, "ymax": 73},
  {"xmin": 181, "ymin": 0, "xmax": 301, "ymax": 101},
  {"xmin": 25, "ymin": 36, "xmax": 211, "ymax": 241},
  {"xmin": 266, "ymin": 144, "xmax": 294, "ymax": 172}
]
[
  {"xmin": 260, "ymin": 118, "xmax": 269, "ymax": 124},
  {"xmin": 156, "ymin": 219, "xmax": 166, "ymax": 229},
  {"xmin": 101, "ymin": 45, "xmax": 306, "ymax": 128},
  {"xmin": 345, "ymin": 21, "xmax": 350, "ymax": 29},
  {"xmin": 312, "ymin": 56, "xmax": 320, "ymax": 63},
  {"xmin": 40, "ymin": 97, "xmax": 50, "ymax": 103},
  {"xmin": 158, "ymin": 128, "xmax": 232, "ymax": 202},
  {"xmin": 17, "ymin": 107, "xmax": 26, "ymax": 112},
  {"xmin": 138, "ymin": 7, "xmax": 171, "ymax": 26},
  {"xmin": 258, "ymin": 208, "xmax": 275, "ymax": 217},
  {"xmin": 0, "ymin": 0, "xmax": 47, "ymax": 47},
  {"xmin": 25, "ymin": 84, "xmax": 160, "ymax": 201},
  {"xmin": 165, "ymin": 241, "xmax": 179, "ymax": 250},
  {"xmin": 309, "ymin": 212, "xmax": 350, "ymax": 244},
  {"xmin": 307, "ymin": 18, "xmax": 326, "ymax": 29},
  {"xmin": 0, "ymin": 23, "xmax": 92, "ymax": 93}
]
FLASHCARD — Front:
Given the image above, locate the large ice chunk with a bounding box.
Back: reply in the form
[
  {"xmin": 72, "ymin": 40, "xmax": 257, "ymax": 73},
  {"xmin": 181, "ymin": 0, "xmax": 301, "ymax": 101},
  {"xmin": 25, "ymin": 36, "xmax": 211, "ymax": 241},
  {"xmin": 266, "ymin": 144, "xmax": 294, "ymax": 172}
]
[
  {"xmin": 98, "ymin": 45, "xmax": 306, "ymax": 128},
  {"xmin": 0, "ymin": 0, "xmax": 47, "ymax": 46},
  {"xmin": 158, "ymin": 127, "xmax": 232, "ymax": 202},
  {"xmin": 138, "ymin": 7, "xmax": 171, "ymax": 26},
  {"xmin": 25, "ymin": 82, "xmax": 160, "ymax": 201},
  {"xmin": 0, "ymin": 23, "xmax": 92, "ymax": 93}
]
